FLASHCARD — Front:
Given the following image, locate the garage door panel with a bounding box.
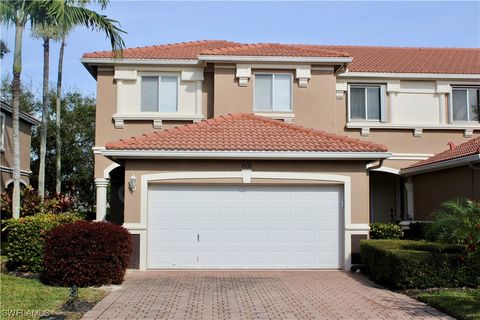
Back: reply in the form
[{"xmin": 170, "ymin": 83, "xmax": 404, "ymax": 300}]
[{"xmin": 147, "ymin": 185, "xmax": 342, "ymax": 269}]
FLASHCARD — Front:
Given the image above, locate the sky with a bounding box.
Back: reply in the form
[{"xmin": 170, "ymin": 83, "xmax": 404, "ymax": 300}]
[{"xmin": 1, "ymin": 1, "xmax": 479, "ymax": 98}]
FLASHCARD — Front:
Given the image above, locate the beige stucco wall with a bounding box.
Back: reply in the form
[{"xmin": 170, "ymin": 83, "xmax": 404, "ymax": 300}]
[
  {"xmin": 122, "ymin": 159, "xmax": 370, "ymax": 225},
  {"xmin": 413, "ymin": 165, "xmax": 480, "ymax": 220},
  {"xmin": 1, "ymin": 111, "xmax": 34, "ymax": 191}
]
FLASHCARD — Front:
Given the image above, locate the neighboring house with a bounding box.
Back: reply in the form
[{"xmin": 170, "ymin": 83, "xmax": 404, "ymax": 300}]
[
  {"xmin": 401, "ymin": 136, "xmax": 480, "ymax": 219},
  {"xmin": 0, "ymin": 100, "xmax": 39, "ymax": 192},
  {"xmin": 82, "ymin": 40, "xmax": 479, "ymax": 270}
]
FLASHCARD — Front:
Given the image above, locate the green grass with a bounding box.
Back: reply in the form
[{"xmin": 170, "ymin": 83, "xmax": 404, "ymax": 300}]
[
  {"xmin": 0, "ymin": 273, "xmax": 107, "ymax": 320},
  {"xmin": 415, "ymin": 289, "xmax": 480, "ymax": 320}
]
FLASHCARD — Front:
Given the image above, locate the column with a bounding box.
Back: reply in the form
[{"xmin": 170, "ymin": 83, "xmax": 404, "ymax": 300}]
[
  {"xmin": 195, "ymin": 80, "xmax": 203, "ymax": 116},
  {"xmin": 438, "ymin": 93, "xmax": 446, "ymax": 125},
  {"xmin": 404, "ymin": 179, "xmax": 415, "ymax": 220},
  {"xmin": 95, "ymin": 178, "xmax": 109, "ymax": 221}
]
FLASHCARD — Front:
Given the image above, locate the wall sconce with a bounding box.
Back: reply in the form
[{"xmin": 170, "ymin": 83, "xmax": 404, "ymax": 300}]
[{"xmin": 128, "ymin": 175, "xmax": 137, "ymax": 193}]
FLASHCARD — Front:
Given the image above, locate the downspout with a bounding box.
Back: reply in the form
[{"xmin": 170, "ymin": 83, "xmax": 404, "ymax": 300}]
[
  {"xmin": 335, "ymin": 63, "xmax": 348, "ymax": 76},
  {"xmin": 366, "ymin": 159, "xmax": 384, "ymax": 224},
  {"xmin": 366, "ymin": 159, "xmax": 384, "ymax": 172}
]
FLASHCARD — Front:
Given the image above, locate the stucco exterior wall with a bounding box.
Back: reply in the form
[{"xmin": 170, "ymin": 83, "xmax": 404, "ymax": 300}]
[
  {"xmin": 122, "ymin": 159, "xmax": 370, "ymax": 225},
  {"xmin": 413, "ymin": 165, "xmax": 480, "ymax": 220},
  {"xmin": 1, "ymin": 111, "xmax": 34, "ymax": 191}
]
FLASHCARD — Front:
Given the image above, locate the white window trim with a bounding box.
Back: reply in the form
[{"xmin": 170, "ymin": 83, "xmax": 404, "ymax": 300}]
[
  {"xmin": 141, "ymin": 74, "xmax": 180, "ymax": 113},
  {"xmin": 0, "ymin": 113, "xmax": 4, "ymax": 151},
  {"xmin": 253, "ymin": 73, "xmax": 293, "ymax": 113},
  {"xmin": 347, "ymin": 84, "xmax": 386, "ymax": 122},
  {"xmin": 449, "ymin": 87, "xmax": 479, "ymax": 124}
]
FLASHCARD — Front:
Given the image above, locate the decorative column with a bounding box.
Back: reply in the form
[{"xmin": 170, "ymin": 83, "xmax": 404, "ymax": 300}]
[
  {"xmin": 195, "ymin": 80, "xmax": 203, "ymax": 117},
  {"xmin": 95, "ymin": 178, "xmax": 109, "ymax": 221},
  {"xmin": 404, "ymin": 179, "xmax": 415, "ymax": 220}
]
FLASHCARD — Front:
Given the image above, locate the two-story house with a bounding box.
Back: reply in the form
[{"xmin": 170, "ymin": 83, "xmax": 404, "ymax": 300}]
[
  {"xmin": 82, "ymin": 41, "xmax": 479, "ymax": 271},
  {"xmin": 0, "ymin": 100, "xmax": 39, "ymax": 192}
]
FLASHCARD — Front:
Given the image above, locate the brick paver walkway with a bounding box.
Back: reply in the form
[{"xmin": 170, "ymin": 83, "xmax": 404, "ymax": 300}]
[{"xmin": 82, "ymin": 271, "xmax": 452, "ymax": 320}]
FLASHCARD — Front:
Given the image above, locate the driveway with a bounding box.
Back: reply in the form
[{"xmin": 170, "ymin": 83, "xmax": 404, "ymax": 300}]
[{"xmin": 82, "ymin": 271, "xmax": 452, "ymax": 320}]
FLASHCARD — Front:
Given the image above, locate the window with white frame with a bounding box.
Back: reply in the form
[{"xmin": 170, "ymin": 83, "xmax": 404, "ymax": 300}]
[
  {"xmin": 0, "ymin": 113, "xmax": 4, "ymax": 151},
  {"xmin": 451, "ymin": 87, "xmax": 479, "ymax": 122},
  {"xmin": 141, "ymin": 75, "xmax": 178, "ymax": 112},
  {"xmin": 348, "ymin": 84, "xmax": 386, "ymax": 122},
  {"xmin": 254, "ymin": 73, "xmax": 292, "ymax": 112}
]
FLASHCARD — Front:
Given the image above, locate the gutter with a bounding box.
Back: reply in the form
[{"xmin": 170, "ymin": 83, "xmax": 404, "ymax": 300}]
[
  {"xmin": 400, "ymin": 154, "xmax": 480, "ymax": 176},
  {"xmin": 198, "ymin": 55, "xmax": 353, "ymax": 64},
  {"xmin": 102, "ymin": 150, "xmax": 391, "ymax": 161}
]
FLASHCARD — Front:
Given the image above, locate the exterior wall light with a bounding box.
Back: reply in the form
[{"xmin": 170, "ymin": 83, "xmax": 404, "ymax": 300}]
[{"xmin": 128, "ymin": 175, "xmax": 137, "ymax": 193}]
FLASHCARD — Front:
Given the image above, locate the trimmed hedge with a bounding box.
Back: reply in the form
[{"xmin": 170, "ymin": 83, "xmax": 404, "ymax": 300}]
[
  {"xmin": 42, "ymin": 221, "xmax": 132, "ymax": 287},
  {"xmin": 360, "ymin": 240, "xmax": 479, "ymax": 289},
  {"xmin": 4, "ymin": 213, "xmax": 83, "ymax": 272},
  {"xmin": 369, "ymin": 223, "xmax": 403, "ymax": 239}
]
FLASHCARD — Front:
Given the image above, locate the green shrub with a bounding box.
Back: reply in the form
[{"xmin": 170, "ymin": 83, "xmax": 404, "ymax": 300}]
[
  {"xmin": 403, "ymin": 222, "xmax": 430, "ymax": 240},
  {"xmin": 4, "ymin": 213, "xmax": 83, "ymax": 272},
  {"xmin": 360, "ymin": 240, "xmax": 478, "ymax": 289},
  {"xmin": 369, "ymin": 223, "xmax": 403, "ymax": 239}
]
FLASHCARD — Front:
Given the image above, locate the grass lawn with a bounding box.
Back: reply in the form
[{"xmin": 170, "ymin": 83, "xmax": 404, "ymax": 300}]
[
  {"xmin": 0, "ymin": 263, "xmax": 107, "ymax": 320},
  {"xmin": 412, "ymin": 288, "xmax": 480, "ymax": 320}
]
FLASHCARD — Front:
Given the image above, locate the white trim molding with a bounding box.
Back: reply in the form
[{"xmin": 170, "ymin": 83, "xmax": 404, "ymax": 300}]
[
  {"xmin": 401, "ymin": 154, "xmax": 480, "ymax": 176},
  {"xmin": 4, "ymin": 178, "xmax": 28, "ymax": 188},
  {"xmin": 102, "ymin": 150, "xmax": 392, "ymax": 160},
  {"xmin": 0, "ymin": 166, "xmax": 32, "ymax": 176},
  {"xmin": 253, "ymin": 112, "xmax": 295, "ymax": 123},
  {"xmin": 112, "ymin": 113, "xmax": 204, "ymax": 129},
  {"xmin": 126, "ymin": 170, "xmax": 368, "ymax": 271},
  {"xmin": 388, "ymin": 153, "xmax": 434, "ymax": 161},
  {"xmin": 346, "ymin": 122, "xmax": 479, "ymax": 138},
  {"xmin": 81, "ymin": 58, "xmax": 200, "ymax": 66}
]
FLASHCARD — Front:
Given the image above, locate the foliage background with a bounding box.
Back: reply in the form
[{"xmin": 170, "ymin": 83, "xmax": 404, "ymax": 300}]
[{"xmin": 1, "ymin": 77, "xmax": 96, "ymax": 211}]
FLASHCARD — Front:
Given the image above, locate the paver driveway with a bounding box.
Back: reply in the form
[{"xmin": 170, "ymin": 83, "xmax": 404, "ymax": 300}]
[{"xmin": 83, "ymin": 271, "xmax": 452, "ymax": 320}]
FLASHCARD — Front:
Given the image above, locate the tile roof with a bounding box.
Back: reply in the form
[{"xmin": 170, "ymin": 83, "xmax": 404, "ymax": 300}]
[
  {"xmin": 82, "ymin": 40, "xmax": 241, "ymax": 59},
  {"xmin": 82, "ymin": 40, "xmax": 480, "ymax": 74},
  {"xmin": 199, "ymin": 43, "xmax": 350, "ymax": 57},
  {"xmin": 105, "ymin": 113, "xmax": 387, "ymax": 152},
  {"xmin": 303, "ymin": 45, "xmax": 480, "ymax": 74},
  {"xmin": 407, "ymin": 137, "xmax": 480, "ymax": 169}
]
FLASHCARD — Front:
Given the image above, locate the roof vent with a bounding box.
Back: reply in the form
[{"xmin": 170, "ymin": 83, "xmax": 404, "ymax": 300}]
[{"xmin": 447, "ymin": 141, "xmax": 456, "ymax": 150}]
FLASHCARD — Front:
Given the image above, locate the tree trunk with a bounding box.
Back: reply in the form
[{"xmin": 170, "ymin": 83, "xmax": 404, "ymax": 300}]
[
  {"xmin": 11, "ymin": 20, "xmax": 24, "ymax": 219},
  {"xmin": 38, "ymin": 37, "xmax": 50, "ymax": 201},
  {"xmin": 55, "ymin": 35, "xmax": 66, "ymax": 194}
]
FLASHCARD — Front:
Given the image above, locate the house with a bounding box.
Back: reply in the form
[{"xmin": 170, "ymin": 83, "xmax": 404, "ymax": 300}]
[
  {"xmin": 82, "ymin": 40, "xmax": 479, "ymax": 270},
  {"xmin": 401, "ymin": 136, "xmax": 480, "ymax": 219},
  {"xmin": 0, "ymin": 100, "xmax": 39, "ymax": 192}
]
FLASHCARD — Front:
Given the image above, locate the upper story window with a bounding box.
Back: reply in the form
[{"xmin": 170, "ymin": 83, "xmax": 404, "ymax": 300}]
[
  {"xmin": 141, "ymin": 75, "xmax": 178, "ymax": 112},
  {"xmin": 451, "ymin": 87, "xmax": 479, "ymax": 122},
  {"xmin": 0, "ymin": 113, "xmax": 4, "ymax": 151},
  {"xmin": 348, "ymin": 84, "xmax": 386, "ymax": 122},
  {"xmin": 254, "ymin": 73, "xmax": 292, "ymax": 112}
]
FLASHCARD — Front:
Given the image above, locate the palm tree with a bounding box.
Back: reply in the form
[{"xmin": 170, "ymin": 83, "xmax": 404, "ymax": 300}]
[
  {"xmin": 426, "ymin": 199, "xmax": 480, "ymax": 252},
  {"xmin": 1, "ymin": 0, "xmax": 125, "ymax": 216},
  {"xmin": 0, "ymin": 1, "xmax": 45, "ymax": 218},
  {"xmin": 54, "ymin": 0, "xmax": 110, "ymax": 195}
]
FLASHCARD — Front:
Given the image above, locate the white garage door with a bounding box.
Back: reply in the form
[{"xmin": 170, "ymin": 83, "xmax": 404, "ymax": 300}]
[{"xmin": 147, "ymin": 185, "xmax": 342, "ymax": 269}]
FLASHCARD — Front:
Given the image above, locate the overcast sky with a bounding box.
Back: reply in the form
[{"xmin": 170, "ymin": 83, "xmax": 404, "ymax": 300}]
[{"xmin": 1, "ymin": 1, "xmax": 479, "ymax": 98}]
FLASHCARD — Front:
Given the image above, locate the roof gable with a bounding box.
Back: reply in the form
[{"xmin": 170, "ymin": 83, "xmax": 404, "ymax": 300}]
[{"xmin": 105, "ymin": 113, "xmax": 387, "ymax": 153}]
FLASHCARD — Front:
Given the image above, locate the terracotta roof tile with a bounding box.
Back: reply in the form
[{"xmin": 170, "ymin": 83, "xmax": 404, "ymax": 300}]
[
  {"xmin": 105, "ymin": 113, "xmax": 387, "ymax": 152},
  {"xmin": 199, "ymin": 43, "xmax": 350, "ymax": 57},
  {"xmin": 83, "ymin": 40, "xmax": 480, "ymax": 74},
  {"xmin": 82, "ymin": 40, "xmax": 241, "ymax": 59},
  {"xmin": 406, "ymin": 137, "xmax": 480, "ymax": 169},
  {"xmin": 302, "ymin": 45, "xmax": 480, "ymax": 74}
]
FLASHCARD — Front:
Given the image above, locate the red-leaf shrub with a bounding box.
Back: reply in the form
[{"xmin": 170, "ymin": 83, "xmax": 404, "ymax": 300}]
[{"xmin": 42, "ymin": 221, "xmax": 132, "ymax": 287}]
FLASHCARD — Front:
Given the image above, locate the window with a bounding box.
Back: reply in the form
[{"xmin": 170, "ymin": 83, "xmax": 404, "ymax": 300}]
[
  {"xmin": 0, "ymin": 113, "xmax": 4, "ymax": 151},
  {"xmin": 254, "ymin": 74, "xmax": 292, "ymax": 112},
  {"xmin": 451, "ymin": 87, "xmax": 479, "ymax": 122},
  {"xmin": 348, "ymin": 85, "xmax": 386, "ymax": 122},
  {"xmin": 141, "ymin": 76, "xmax": 178, "ymax": 112}
]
